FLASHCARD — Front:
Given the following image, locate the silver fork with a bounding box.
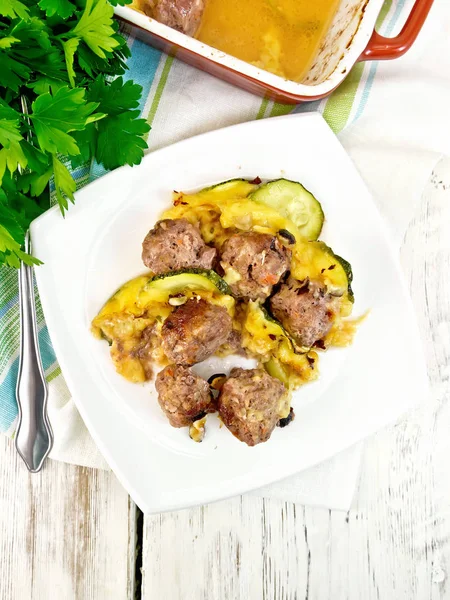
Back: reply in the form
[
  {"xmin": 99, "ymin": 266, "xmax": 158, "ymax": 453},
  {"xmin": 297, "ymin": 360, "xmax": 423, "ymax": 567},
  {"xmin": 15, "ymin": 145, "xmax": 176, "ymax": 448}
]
[{"xmin": 15, "ymin": 96, "xmax": 53, "ymax": 472}]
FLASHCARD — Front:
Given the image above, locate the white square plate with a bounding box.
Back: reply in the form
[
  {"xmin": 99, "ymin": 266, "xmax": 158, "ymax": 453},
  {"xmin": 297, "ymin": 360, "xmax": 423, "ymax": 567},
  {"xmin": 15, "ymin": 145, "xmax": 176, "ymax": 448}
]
[{"xmin": 31, "ymin": 113, "xmax": 428, "ymax": 513}]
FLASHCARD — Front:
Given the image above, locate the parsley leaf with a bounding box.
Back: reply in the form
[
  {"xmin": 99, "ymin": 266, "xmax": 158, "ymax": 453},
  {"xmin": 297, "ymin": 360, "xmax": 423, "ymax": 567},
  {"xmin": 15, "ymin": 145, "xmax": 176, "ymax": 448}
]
[
  {"xmin": 9, "ymin": 18, "xmax": 68, "ymax": 82},
  {"xmin": 0, "ymin": 0, "xmax": 149, "ymax": 267},
  {"xmin": 27, "ymin": 76, "xmax": 67, "ymax": 95},
  {"xmin": 0, "ymin": 224, "xmax": 42, "ymax": 267},
  {"xmin": 83, "ymin": 76, "xmax": 150, "ymax": 169},
  {"xmin": 0, "ymin": 143, "xmax": 27, "ymax": 183},
  {"xmin": 0, "ymin": 51, "xmax": 31, "ymax": 91},
  {"xmin": 0, "ymin": 103, "xmax": 27, "ymax": 182},
  {"xmin": 52, "ymin": 154, "xmax": 76, "ymax": 213},
  {"xmin": 30, "ymin": 85, "xmax": 103, "ymax": 155},
  {"xmin": 0, "ymin": 112, "xmax": 22, "ymax": 147},
  {"xmin": 96, "ymin": 111, "xmax": 149, "ymax": 170},
  {"xmin": 0, "ymin": 176, "xmax": 43, "ymax": 266},
  {"xmin": 0, "ymin": 196, "xmax": 25, "ymax": 244},
  {"xmin": 70, "ymin": 123, "xmax": 97, "ymax": 169},
  {"xmin": 76, "ymin": 39, "xmax": 128, "ymax": 78},
  {"xmin": 18, "ymin": 167, "xmax": 53, "ymax": 196},
  {"xmin": 0, "ymin": 37, "xmax": 20, "ymax": 49},
  {"xmin": 87, "ymin": 75, "xmax": 141, "ymax": 114},
  {"xmin": 9, "ymin": 17, "xmax": 52, "ymax": 52},
  {"xmin": 20, "ymin": 140, "xmax": 50, "ymax": 173},
  {"xmin": 1, "ymin": 171, "xmax": 48, "ymax": 226},
  {"xmin": 70, "ymin": 0, "xmax": 120, "ymax": 59},
  {"xmin": 0, "ymin": 0, "xmax": 30, "ymax": 20},
  {"xmin": 38, "ymin": 0, "xmax": 75, "ymax": 19},
  {"xmin": 62, "ymin": 38, "xmax": 80, "ymax": 87}
]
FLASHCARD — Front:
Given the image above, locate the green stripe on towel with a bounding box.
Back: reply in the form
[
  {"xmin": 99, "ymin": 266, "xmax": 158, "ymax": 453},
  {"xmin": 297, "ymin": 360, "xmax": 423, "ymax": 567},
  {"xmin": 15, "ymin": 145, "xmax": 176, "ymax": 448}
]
[
  {"xmin": 256, "ymin": 97, "xmax": 270, "ymax": 119},
  {"xmin": 146, "ymin": 55, "xmax": 175, "ymax": 133},
  {"xmin": 322, "ymin": 0, "xmax": 394, "ymax": 132}
]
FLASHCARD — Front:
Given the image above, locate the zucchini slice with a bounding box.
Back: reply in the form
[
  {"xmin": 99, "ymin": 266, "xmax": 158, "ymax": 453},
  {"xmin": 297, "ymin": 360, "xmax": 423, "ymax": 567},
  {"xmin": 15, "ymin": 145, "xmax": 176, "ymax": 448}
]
[
  {"xmin": 94, "ymin": 270, "xmax": 233, "ymax": 328},
  {"xmin": 259, "ymin": 305, "xmax": 308, "ymax": 353},
  {"xmin": 147, "ymin": 269, "xmax": 232, "ymax": 296},
  {"xmin": 250, "ymin": 179, "xmax": 324, "ymax": 241},
  {"xmin": 332, "ymin": 253, "xmax": 354, "ymax": 302},
  {"xmin": 218, "ymin": 198, "xmax": 302, "ymax": 241},
  {"xmin": 260, "ymin": 305, "xmax": 293, "ymax": 340},
  {"xmin": 94, "ymin": 275, "xmax": 150, "ymax": 320},
  {"xmin": 241, "ymin": 301, "xmax": 314, "ymax": 377},
  {"xmin": 260, "ymin": 305, "xmax": 311, "ymax": 354},
  {"xmin": 201, "ymin": 178, "xmax": 256, "ymax": 197},
  {"xmin": 291, "ymin": 241, "xmax": 354, "ymax": 302},
  {"xmin": 264, "ymin": 358, "xmax": 290, "ymax": 387},
  {"xmin": 175, "ymin": 179, "xmax": 257, "ymax": 207}
]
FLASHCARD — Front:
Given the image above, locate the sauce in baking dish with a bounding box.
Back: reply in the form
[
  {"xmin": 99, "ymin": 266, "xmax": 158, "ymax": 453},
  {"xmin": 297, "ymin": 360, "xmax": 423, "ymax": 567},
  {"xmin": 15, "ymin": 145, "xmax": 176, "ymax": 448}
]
[{"xmin": 196, "ymin": 0, "xmax": 340, "ymax": 82}]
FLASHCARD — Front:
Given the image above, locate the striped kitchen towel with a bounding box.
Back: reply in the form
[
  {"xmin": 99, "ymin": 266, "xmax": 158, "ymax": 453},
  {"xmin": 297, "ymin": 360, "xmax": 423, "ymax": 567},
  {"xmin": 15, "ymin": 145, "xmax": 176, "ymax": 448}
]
[{"xmin": 1, "ymin": 0, "xmax": 448, "ymax": 508}]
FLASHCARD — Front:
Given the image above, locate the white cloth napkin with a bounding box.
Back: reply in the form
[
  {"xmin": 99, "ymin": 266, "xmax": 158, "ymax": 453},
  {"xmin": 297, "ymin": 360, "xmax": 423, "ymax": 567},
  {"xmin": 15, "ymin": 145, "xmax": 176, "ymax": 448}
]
[{"xmin": 45, "ymin": 0, "xmax": 449, "ymax": 510}]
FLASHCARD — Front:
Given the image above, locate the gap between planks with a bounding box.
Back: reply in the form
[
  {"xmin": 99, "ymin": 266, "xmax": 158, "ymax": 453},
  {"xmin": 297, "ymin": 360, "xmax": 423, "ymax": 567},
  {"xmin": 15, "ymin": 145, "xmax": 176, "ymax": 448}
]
[{"xmin": 0, "ymin": 435, "xmax": 139, "ymax": 600}]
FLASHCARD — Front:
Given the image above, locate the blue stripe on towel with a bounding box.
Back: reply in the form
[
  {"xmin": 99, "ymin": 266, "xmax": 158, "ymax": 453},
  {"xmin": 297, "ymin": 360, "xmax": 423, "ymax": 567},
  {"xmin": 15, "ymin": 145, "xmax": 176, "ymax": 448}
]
[
  {"xmin": 354, "ymin": 0, "xmax": 407, "ymax": 121},
  {"xmin": 0, "ymin": 326, "xmax": 57, "ymax": 432}
]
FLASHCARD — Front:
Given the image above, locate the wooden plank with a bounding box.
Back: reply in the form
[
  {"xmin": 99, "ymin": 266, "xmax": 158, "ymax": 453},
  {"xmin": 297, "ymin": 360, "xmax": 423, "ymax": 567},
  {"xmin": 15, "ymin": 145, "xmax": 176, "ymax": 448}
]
[
  {"xmin": 0, "ymin": 436, "xmax": 134, "ymax": 600},
  {"xmin": 141, "ymin": 160, "xmax": 450, "ymax": 600}
]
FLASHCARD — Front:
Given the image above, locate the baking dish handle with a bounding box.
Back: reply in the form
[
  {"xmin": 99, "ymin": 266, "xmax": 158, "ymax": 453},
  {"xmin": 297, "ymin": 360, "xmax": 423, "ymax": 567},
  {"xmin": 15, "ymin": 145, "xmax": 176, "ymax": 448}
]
[{"xmin": 359, "ymin": 0, "xmax": 434, "ymax": 61}]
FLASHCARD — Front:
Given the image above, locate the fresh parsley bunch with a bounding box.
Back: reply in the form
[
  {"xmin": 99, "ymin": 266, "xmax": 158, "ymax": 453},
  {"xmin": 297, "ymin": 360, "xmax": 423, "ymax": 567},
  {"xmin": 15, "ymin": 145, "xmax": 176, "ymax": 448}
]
[{"xmin": 0, "ymin": 0, "xmax": 150, "ymax": 267}]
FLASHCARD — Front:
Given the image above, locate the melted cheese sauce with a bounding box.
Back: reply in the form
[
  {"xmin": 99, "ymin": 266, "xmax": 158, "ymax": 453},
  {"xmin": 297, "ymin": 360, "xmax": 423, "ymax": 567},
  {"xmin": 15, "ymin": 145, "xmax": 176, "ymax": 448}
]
[{"xmin": 196, "ymin": 0, "xmax": 340, "ymax": 82}]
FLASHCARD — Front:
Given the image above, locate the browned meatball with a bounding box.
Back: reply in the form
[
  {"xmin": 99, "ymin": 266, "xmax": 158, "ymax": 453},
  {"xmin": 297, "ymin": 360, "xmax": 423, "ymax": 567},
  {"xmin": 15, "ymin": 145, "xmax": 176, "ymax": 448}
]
[
  {"xmin": 220, "ymin": 232, "xmax": 291, "ymax": 300},
  {"xmin": 218, "ymin": 368, "xmax": 286, "ymax": 446},
  {"xmin": 217, "ymin": 328, "xmax": 246, "ymax": 357},
  {"xmin": 142, "ymin": 219, "xmax": 216, "ymax": 274},
  {"xmin": 161, "ymin": 298, "xmax": 232, "ymax": 365},
  {"xmin": 133, "ymin": 324, "xmax": 156, "ymax": 380},
  {"xmin": 155, "ymin": 364, "xmax": 214, "ymax": 427},
  {"xmin": 269, "ymin": 278, "xmax": 336, "ymax": 347},
  {"xmin": 142, "ymin": 0, "xmax": 204, "ymax": 36}
]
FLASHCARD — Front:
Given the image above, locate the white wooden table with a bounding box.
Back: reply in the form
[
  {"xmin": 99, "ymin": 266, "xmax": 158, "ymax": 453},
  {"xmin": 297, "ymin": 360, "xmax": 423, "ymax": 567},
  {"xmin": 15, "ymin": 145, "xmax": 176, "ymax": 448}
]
[{"xmin": 1, "ymin": 158, "xmax": 449, "ymax": 600}]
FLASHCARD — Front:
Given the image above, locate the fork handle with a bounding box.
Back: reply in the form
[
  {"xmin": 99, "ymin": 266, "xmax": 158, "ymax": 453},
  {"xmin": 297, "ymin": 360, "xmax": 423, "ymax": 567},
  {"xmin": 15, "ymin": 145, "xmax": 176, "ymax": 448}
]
[{"xmin": 15, "ymin": 232, "xmax": 53, "ymax": 472}]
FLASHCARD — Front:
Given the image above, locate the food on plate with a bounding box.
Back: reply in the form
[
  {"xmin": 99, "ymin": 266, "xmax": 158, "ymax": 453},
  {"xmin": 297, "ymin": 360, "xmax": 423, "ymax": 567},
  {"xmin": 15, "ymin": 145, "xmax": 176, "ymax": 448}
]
[
  {"xmin": 277, "ymin": 407, "xmax": 295, "ymax": 428},
  {"xmin": 189, "ymin": 415, "xmax": 208, "ymax": 442},
  {"xmin": 156, "ymin": 364, "xmax": 214, "ymax": 427},
  {"xmin": 219, "ymin": 329, "xmax": 245, "ymax": 357},
  {"xmin": 290, "ymin": 241, "xmax": 353, "ymax": 303},
  {"xmin": 220, "ymin": 232, "xmax": 291, "ymax": 300},
  {"xmin": 91, "ymin": 268, "xmax": 235, "ymax": 382},
  {"xmin": 239, "ymin": 300, "xmax": 319, "ymax": 390},
  {"xmin": 132, "ymin": 0, "xmax": 340, "ymax": 82},
  {"xmin": 250, "ymin": 179, "xmax": 325, "ymax": 241},
  {"xmin": 142, "ymin": 218, "xmax": 217, "ymax": 273},
  {"xmin": 218, "ymin": 367, "xmax": 287, "ymax": 446},
  {"xmin": 269, "ymin": 277, "xmax": 336, "ymax": 348},
  {"xmin": 207, "ymin": 373, "xmax": 227, "ymax": 392},
  {"xmin": 92, "ymin": 176, "xmax": 360, "ymax": 445},
  {"xmin": 161, "ymin": 298, "xmax": 232, "ymax": 365},
  {"xmin": 140, "ymin": 0, "xmax": 205, "ymax": 35}
]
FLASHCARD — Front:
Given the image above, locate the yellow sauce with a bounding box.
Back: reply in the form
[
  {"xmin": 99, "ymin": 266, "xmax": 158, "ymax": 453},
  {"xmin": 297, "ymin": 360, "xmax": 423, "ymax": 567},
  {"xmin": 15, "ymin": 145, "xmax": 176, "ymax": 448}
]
[{"xmin": 196, "ymin": 0, "xmax": 340, "ymax": 82}]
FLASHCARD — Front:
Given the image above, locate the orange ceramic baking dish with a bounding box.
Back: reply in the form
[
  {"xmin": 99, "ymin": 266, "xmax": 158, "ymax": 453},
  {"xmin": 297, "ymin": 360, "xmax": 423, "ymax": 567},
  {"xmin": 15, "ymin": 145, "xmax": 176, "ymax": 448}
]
[{"xmin": 114, "ymin": 0, "xmax": 434, "ymax": 104}]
